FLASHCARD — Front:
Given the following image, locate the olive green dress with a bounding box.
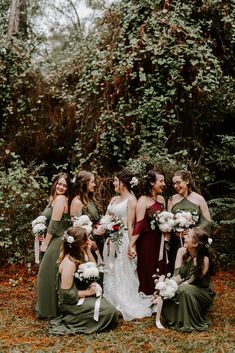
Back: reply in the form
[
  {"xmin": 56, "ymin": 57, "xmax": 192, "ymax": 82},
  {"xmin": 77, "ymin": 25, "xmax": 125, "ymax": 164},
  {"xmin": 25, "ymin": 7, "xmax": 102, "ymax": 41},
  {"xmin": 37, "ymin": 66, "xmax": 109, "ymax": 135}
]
[
  {"xmin": 81, "ymin": 200, "xmax": 106, "ymax": 259},
  {"xmin": 162, "ymin": 259, "xmax": 215, "ymax": 331},
  {"xmin": 36, "ymin": 205, "xmax": 71, "ymax": 319},
  {"xmin": 48, "ymin": 273, "xmax": 118, "ymax": 335},
  {"xmin": 168, "ymin": 198, "xmax": 212, "ymax": 274}
]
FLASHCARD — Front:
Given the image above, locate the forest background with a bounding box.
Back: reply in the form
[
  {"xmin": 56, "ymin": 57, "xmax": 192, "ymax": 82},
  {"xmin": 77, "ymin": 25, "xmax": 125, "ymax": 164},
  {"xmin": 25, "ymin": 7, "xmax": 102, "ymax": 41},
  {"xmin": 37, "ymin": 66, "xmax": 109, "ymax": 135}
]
[
  {"xmin": 0, "ymin": 0, "xmax": 234, "ymax": 269},
  {"xmin": 0, "ymin": 1, "xmax": 235, "ymax": 352}
]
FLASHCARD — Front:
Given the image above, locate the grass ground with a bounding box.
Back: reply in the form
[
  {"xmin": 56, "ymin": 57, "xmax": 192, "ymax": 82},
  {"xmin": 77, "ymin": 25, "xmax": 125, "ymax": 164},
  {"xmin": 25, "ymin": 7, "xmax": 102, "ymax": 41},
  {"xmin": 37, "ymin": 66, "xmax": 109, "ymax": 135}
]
[{"xmin": 0, "ymin": 264, "xmax": 234, "ymax": 353}]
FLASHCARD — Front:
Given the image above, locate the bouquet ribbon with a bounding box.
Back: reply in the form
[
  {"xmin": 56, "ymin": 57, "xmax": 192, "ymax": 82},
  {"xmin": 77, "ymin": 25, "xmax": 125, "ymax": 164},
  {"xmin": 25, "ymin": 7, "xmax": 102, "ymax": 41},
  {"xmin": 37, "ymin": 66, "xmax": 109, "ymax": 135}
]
[
  {"xmin": 77, "ymin": 282, "xmax": 102, "ymax": 322},
  {"xmin": 34, "ymin": 235, "xmax": 40, "ymax": 264},
  {"xmin": 158, "ymin": 234, "xmax": 169, "ymax": 264}
]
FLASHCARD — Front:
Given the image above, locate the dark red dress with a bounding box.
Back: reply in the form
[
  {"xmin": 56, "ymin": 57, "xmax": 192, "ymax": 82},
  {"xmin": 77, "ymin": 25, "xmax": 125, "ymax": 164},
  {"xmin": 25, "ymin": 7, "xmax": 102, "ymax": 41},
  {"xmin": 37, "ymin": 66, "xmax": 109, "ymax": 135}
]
[{"xmin": 133, "ymin": 201, "xmax": 168, "ymax": 295}]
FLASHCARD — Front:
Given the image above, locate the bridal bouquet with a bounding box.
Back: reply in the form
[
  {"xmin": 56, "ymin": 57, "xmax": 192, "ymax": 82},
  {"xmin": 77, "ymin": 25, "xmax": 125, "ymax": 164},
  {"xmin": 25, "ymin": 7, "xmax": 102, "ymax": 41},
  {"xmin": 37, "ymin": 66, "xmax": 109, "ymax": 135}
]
[
  {"xmin": 72, "ymin": 215, "xmax": 93, "ymax": 235},
  {"xmin": 174, "ymin": 210, "xmax": 198, "ymax": 232},
  {"xmin": 32, "ymin": 215, "xmax": 47, "ymax": 264},
  {"xmin": 95, "ymin": 214, "xmax": 126, "ymax": 250}
]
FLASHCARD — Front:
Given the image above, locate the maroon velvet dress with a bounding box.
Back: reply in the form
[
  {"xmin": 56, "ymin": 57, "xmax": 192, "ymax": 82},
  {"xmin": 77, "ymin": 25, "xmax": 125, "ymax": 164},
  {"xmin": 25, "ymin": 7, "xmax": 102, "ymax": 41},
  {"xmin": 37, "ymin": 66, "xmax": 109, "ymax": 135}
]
[{"xmin": 133, "ymin": 201, "xmax": 168, "ymax": 295}]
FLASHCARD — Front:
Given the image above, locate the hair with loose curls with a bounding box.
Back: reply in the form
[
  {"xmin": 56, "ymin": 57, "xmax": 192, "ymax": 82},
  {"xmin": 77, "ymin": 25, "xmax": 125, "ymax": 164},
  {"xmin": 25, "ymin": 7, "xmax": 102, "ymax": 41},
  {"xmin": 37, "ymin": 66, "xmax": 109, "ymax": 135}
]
[
  {"xmin": 72, "ymin": 170, "xmax": 95, "ymax": 206},
  {"xmin": 183, "ymin": 227, "xmax": 219, "ymax": 278},
  {"xmin": 139, "ymin": 169, "xmax": 164, "ymax": 196},
  {"xmin": 57, "ymin": 226, "xmax": 88, "ymax": 267},
  {"xmin": 116, "ymin": 168, "xmax": 135, "ymax": 192},
  {"xmin": 172, "ymin": 170, "xmax": 195, "ymax": 194},
  {"xmin": 49, "ymin": 172, "xmax": 72, "ymax": 204}
]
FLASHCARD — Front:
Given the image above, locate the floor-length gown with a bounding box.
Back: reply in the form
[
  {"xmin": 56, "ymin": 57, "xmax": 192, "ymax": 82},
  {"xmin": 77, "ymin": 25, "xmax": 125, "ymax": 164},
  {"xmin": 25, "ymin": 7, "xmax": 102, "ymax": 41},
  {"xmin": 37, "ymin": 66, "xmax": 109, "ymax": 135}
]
[
  {"xmin": 133, "ymin": 201, "xmax": 168, "ymax": 295},
  {"xmin": 162, "ymin": 259, "xmax": 215, "ymax": 331},
  {"xmin": 168, "ymin": 197, "xmax": 212, "ymax": 274},
  {"xmin": 103, "ymin": 199, "xmax": 152, "ymax": 321},
  {"xmin": 36, "ymin": 206, "xmax": 71, "ymax": 319},
  {"xmin": 49, "ymin": 273, "xmax": 118, "ymax": 334}
]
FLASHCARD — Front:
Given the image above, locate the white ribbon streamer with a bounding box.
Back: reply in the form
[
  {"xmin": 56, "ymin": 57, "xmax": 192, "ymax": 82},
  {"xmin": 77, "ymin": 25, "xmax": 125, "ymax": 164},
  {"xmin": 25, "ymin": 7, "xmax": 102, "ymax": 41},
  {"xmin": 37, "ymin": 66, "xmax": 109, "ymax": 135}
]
[
  {"xmin": 158, "ymin": 233, "xmax": 164, "ymax": 261},
  {"xmin": 34, "ymin": 236, "xmax": 40, "ymax": 264},
  {"xmin": 76, "ymin": 282, "xmax": 102, "ymax": 322}
]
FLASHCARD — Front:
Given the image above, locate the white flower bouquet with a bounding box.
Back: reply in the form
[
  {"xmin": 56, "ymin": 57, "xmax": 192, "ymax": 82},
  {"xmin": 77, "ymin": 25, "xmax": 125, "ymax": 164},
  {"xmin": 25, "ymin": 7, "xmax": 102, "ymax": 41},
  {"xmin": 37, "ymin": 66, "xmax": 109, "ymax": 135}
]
[
  {"xmin": 72, "ymin": 215, "xmax": 93, "ymax": 235},
  {"xmin": 32, "ymin": 215, "xmax": 47, "ymax": 264},
  {"xmin": 151, "ymin": 211, "xmax": 176, "ymax": 233},
  {"xmin": 174, "ymin": 210, "xmax": 197, "ymax": 232},
  {"xmin": 150, "ymin": 271, "xmax": 178, "ymax": 329},
  {"xmin": 32, "ymin": 215, "xmax": 47, "ymax": 235},
  {"xmin": 74, "ymin": 262, "xmax": 100, "ymax": 285},
  {"xmin": 154, "ymin": 274, "xmax": 178, "ymax": 300}
]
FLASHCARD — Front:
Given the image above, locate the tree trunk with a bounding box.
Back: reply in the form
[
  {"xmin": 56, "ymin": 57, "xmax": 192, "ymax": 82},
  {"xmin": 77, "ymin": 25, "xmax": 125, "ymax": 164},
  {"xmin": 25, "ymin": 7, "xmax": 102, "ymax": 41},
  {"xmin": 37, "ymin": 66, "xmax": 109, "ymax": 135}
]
[{"xmin": 8, "ymin": 0, "xmax": 27, "ymax": 38}]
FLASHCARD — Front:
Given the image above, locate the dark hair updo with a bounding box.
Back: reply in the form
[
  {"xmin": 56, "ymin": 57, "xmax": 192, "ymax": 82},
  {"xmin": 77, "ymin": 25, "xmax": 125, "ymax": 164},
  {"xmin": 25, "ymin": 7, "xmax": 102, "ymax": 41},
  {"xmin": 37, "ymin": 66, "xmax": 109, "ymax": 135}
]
[
  {"xmin": 141, "ymin": 170, "xmax": 163, "ymax": 196},
  {"xmin": 116, "ymin": 168, "xmax": 136, "ymax": 192}
]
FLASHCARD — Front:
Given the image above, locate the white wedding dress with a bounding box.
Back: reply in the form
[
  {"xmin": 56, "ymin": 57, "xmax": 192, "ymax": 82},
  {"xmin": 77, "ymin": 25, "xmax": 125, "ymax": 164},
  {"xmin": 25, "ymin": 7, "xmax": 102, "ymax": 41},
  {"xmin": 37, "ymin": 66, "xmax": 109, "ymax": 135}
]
[{"xmin": 103, "ymin": 199, "xmax": 152, "ymax": 320}]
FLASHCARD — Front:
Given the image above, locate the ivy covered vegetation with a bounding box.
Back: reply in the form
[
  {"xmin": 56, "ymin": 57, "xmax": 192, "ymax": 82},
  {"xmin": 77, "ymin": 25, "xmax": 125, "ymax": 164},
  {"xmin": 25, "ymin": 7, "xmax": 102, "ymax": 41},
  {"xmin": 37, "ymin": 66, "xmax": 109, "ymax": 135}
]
[{"xmin": 0, "ymin": 0, "xmax": 234, "ymax": 264}]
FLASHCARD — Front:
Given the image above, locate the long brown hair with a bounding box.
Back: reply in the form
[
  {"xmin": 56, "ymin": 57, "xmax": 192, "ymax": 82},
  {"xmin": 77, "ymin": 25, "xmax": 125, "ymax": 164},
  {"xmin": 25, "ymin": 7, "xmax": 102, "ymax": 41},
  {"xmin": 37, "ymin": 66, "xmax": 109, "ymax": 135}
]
[
  {"xmin": 49, "ymin": 172, "xmax": 72, "ymax": 204},
  {"xmin": 183, "ymin": 227, "xmax": 219, "ymax": 278},
  {"xmin": 72, "ymin": 171, "xmax": 95, "ymax": 206},
  {"xmin": 57, "ymin": 226, "xmax": 88, "ymax": 268}
]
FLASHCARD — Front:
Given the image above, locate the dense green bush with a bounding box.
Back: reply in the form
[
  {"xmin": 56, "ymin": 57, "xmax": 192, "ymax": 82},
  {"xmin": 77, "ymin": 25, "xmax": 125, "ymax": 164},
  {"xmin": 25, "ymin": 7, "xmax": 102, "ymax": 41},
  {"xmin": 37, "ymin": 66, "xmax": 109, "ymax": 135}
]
[{"xmin": 0, "ymin": 152, "xmax": 48, "ymax": 264}]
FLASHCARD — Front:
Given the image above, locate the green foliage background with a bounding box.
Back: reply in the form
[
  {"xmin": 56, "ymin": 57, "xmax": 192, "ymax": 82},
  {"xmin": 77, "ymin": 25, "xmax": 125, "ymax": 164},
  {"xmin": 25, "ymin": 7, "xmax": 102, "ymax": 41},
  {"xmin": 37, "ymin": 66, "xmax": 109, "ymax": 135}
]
[{"xmin": 0, "ymin": 0, "xmax": 234, "ymax": 264}]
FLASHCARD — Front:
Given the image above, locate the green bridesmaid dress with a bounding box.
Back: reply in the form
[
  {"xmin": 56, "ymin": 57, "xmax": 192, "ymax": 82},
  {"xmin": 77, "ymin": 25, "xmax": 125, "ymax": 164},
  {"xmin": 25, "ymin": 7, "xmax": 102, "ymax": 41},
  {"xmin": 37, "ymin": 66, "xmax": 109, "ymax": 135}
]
[
  {"xmin": 168, "ymin": 198, "xmax": 212, "ymax": 274},
  {"xmin": 36, "ymin": 205, "xmax": 71, "ymax": 319},
  {"xmin": 48, "ymin": 273, "xmax": 118, "ymax": 334},
  {"xmin": 162, "ymin": 259, "xmax": 215, "ymax": 331}
]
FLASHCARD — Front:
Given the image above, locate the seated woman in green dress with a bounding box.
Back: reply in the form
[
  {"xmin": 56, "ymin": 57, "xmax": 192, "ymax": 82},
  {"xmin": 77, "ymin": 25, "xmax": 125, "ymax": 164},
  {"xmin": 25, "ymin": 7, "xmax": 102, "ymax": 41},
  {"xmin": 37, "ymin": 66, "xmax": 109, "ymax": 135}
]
[
  {"xmin": 167, "ymin": 170, "xmax": 212, "ymax": 274},
  {"xmin": 49, "ymin": 226, "xmax": 118, "ymax": 335},
  {"xmin": 161, "ymin": 227, "xmax": 218, "ymax": 331}
]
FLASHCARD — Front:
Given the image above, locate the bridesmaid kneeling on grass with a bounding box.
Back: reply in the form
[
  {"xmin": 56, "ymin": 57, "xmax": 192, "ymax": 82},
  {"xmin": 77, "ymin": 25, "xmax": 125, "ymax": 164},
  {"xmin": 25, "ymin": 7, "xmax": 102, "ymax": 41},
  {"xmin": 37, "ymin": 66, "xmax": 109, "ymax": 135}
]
[
  {"xmin": 49, "ymin": 226, "xmax": 118, "ymax": 335},
  {"xmin": 158, "ymin": 227, "xmax": 218, "ymax": 332}
]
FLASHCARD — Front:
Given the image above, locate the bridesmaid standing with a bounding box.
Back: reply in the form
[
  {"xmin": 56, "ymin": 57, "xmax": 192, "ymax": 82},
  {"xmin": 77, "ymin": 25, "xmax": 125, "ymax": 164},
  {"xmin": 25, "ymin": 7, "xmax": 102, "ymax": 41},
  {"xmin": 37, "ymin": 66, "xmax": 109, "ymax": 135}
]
[
  {"xmin": 36, "ymin": 172, "xmax": 72, "ymax": 319},
  {"xmin": 167, "ymin": 170, "xmax": 212, "ymax": 274},
  {"xmin": 70, "ymin": 171, "xmax": 104, "ymax": 258},
  {"xmin": 128, "ymin": 170, "xmax": 168, "ymax": 295}
]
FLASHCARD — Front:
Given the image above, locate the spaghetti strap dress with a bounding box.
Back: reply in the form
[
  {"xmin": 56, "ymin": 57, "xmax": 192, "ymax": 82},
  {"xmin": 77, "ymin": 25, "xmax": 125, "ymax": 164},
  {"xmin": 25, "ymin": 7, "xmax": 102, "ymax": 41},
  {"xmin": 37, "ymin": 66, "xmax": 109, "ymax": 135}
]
[
  {"xmin": 103, "ymin": 199, "xmax": 152, "ymax": 320},
  {"xmin": 133, "ymin": 201, "xmax": 168, "ymax": 295},
  {"xmin": 162, "ymin": 259, "xmax": 215, "ymax": 331}
]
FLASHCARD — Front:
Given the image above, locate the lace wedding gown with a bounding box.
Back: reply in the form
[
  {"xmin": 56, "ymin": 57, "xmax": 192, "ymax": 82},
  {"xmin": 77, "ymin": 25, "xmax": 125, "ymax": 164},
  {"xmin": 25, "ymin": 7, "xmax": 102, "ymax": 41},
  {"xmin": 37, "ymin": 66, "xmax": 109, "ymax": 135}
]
[{"xmin": 103, "ymin": 199, "xmax": 152, "ymax": 321}]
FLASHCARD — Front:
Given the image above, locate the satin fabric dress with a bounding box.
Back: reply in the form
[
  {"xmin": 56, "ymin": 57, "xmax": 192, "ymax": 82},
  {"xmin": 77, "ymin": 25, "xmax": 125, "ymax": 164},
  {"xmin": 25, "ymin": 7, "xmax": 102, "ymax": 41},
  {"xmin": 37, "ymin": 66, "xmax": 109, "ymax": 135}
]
[
  {"xmin": 162, "ymin": 259, "xmax": 215, "ymax": 331},
  {"xmin": 48, "ymin": 273, "xmax": 118, "ymax": 334},
  {"xmin": 103, "ymin": 199, "xmax": 152, "ymax": 320},
  {"xmin": 36, "ymin": 205, "xmax": 71, "ymax": 319},
  {"xmin": 133, "ymin": 201, "xmax": 168, "ymax": 295}
]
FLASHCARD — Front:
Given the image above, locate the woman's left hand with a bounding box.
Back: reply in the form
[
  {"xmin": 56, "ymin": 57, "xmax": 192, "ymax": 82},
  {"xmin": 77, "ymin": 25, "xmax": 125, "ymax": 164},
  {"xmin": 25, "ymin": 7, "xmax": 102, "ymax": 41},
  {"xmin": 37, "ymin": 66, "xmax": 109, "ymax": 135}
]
[{"xmin": 163, "ymin": 232, "xmax": 170, "ymax": 241}]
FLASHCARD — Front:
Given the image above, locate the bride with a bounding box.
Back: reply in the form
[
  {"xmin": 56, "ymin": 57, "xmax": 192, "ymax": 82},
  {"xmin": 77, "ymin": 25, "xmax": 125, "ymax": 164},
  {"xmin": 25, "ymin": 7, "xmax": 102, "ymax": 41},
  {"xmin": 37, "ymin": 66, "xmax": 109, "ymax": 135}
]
[{"xmin": 95, "ymin": 168, "xmax": 152, "ymax": 320}]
